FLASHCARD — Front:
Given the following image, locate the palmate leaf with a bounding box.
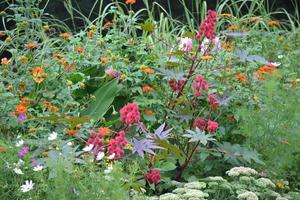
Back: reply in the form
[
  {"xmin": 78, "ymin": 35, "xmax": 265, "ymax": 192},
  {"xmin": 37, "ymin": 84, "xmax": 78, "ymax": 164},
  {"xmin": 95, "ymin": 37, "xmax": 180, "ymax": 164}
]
[
  {"xmin": 146, "ymin": 123, "xmax": 173, "ymax": 140},
  {"xmin": 81, "ymin": 78, "xmax": 122, "ymax": 120},
  {"xmin": 156, "ymin": 139, "xmax": 186, "ymax": 161},
  {"xmin": 183, "ymin": 128, "xmax": 216, "ymax": 145},
  {"xmin": 131, "ymin": 138, "xmax": 162, "ymax": 158}
]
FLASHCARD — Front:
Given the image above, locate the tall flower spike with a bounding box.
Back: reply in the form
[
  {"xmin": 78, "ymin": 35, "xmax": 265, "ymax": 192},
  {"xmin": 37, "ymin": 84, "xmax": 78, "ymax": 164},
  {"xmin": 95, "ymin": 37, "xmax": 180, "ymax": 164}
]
[{"xmin": 196, "ymin": 10, "xmax": 218, "ymax": 40}]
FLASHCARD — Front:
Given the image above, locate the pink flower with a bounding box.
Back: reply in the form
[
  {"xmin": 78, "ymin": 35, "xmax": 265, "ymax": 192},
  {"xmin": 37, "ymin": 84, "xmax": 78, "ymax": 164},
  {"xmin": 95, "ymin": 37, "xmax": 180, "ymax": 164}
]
[
  {"xmin": 18, "ymin": 113, "xmax": 27, "ymax": 123},
  {"xmin": 108, "ymin": 131, "xmax": 128, "ymax": 159},
  {"xmin": 120, "ymin": 103, "xmax": 141, "ymax": 125},
  {"xmin": 196, "ymin": 10, "xmax": 218, "ymax": 40},
  {"xmin": 105, "ymin": 67, "xmax": 120, "ymax": 78},
  {"xmin": 193, "ymin": 75, "xmax": 208, "ymax": 96},
  {"xmin": 145, "ymin": 169, "xmax": 161, "ymax": 184},
  {"xmin": 178, "ymin": 37, "xmax": 193, "ymax": 51},
  {"xmin": 193, "ymin": 117, "xmax": 206, "ymax": 131},
  {"xmin": 207, "ymin": 120, "xmax": 219, "ymax": 133},
  {"xmin": 18, "ymin": 146, "xmax": 29, "ymax": 157},
  {"xmin": 208, "ymin": 93, "xmax": 218, "ymax": 110}
]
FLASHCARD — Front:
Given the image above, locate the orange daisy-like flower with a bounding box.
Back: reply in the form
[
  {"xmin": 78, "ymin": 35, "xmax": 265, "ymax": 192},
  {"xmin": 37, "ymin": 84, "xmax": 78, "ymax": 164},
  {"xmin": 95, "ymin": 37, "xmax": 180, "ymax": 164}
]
[
  {"xmin": 75, "ymin": 46, "xmax": 85, "ymax": 54},
  {"xmin": 256, "ymin": 65, "xmax": 278, "ymax": 80},
  {"xmin": 20, "ymin": 97, "xmax": 29, "ymax": 107},
  {"xmin": 100, "ymin": 56, "xmax": 109, "ymax": 64},
  {"xmin": 60, "ymin": 33, "xmax": 72, "ymax": 39},
  {"xmin": 66, "ymin": 129, "xmax": 78, "ymax": 135},
  {"xmin": 98, "ymin": 127, "xmax": 112, "ymax": 135},
  {"xmin": 143, "ymin": 68, "xmax": 155, "ymax": 74},
  {"xmin": 227, "ymin": 25, "xmax": 237, "ymax": 30},
  {"xmin": 234, "ymin": 73, "xmax": 247, "ymax": 82},
  {"xmin": 125, "ymin": 0, "xmax": 136, "ymax": 5},
  {"xmin": 144, "ymin": 109, "xmax": 155, "ymax": 116},
  {"xmin": 15, "ymin": 105, "xmax": 27, "ymax": 115},
  {"xmin": 52, "ymin": 54, "xmax": 64, "ymax": 59},
  {"xmin": 267, "ymin": 20, "xmax": 280, "ymax": 26},
  {"xmin": 32, "ymin": 67, "xmax": 47, "ymax": 84},
  {"xmin": 143, "ymin": 86, "xmax": 153, "ymax": 92},
  {"xmin": 64, "ymin": 63, "xmax": 77, "ymax": 71},
  {"xmin": 201, "ymin": 55, "xmax": 213, "ymax": 61},
  {"xmin": 25, "ymin": 43, "xmax": 38, "ymax": 49},
  {"xmin": 104, "ymin": 21, "xmax": 113, "ymax": 28},
  {"xmin": 1, "ymin": 57, "xmax": 10, "ymax": 65},
  {"xmin": 249, "ymin": 17, "xmax": 261, "ymax": 23}
]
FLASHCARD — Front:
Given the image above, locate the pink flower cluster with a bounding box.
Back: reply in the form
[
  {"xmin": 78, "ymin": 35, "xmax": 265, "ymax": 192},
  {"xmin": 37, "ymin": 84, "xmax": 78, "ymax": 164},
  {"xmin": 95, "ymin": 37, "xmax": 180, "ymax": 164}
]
[
  {"xmin": 193, "ymin": 117, "xmax": 219, "ymax": 133},
  {"xmin": 105, "ymin": 67, "xmax": 120, "ymax": 78},
  {"xmin": 108, "ymin": 130, "xmax": 128, "ymax": 159},
  {"xmin": 193, "ymin": 75, "xmax": 208, "ymax": 96},
  {"xmin": 196, "ymin": 10, "xmax": 218, "ymax": 40},
  {"xmin": 87, "ymin": 131, "xmax": 104, "ymax": 153},
  {"xmin": 168, "ymin": 79, "xmax": 185, "ymax": 94},
  {"xmin": 120, "ymin": 103, "xmax": 140, "ymax": 125},
  {"xmin": 18, "ymin": 146, "xmax": 29, "ymax": 157},
  {"xmin": 208, "ymin": 93, "xmax": 218, "ymax": 110},
  {"xmin": 145, "ymin": 169, "xmax": 161, "ymax": 184}
]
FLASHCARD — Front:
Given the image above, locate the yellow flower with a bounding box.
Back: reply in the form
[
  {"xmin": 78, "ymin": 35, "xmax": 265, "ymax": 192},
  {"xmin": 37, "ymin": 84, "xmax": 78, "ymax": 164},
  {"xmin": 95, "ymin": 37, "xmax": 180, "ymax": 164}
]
[
  {"xmin": 79, "ymin": 82, "xmax": 85, "ymax": 89},
  {"xmin": 140, "ymin": 64, "xmax": 148, "ymax": 70},
  {"xmin": 275, "ymin": 180, "xmax": 285, "ymax": 189},
  {"xmin": 5, "ymin": 37, "xmax": 12, "ymax": 43},
  {"xmin": 253, "ymin": 95, "xmax": 259, "ymax": 103},
  {"xmin": 219, "ymin": 13, "xmax": 233, "ymax": 18},
  {"xmin": 121, "ymin": 74, "xmax": 127, "ymax": 80},
  {"xmin": 123, "ymin": 58, "xmax": 130, "ymax": 63},
  {"xmin": 7, "ymin": 84, "xmax": 13, "ymax": 92},
  {"xmin": 32, "ymin": 67, "xmax": 47, "ymax": 84},
  {"xmin": 42, "ymin": 151, "xmax": 49, "ymax": 157},
  {"xmin": 201, "ymin": 55, "xmax": 213, "ymax": 61},
  {"xmin": 106, "ymin": 50, "xmax": 112, "ymax": 55},
  {"xmin": 67, "ymin": 80, "xmax": 73, "ymax": 86}
]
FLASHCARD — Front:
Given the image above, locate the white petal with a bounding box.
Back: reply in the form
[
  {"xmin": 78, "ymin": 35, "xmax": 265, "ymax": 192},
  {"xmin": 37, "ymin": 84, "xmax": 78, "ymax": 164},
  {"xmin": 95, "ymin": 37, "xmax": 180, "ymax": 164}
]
[
  {"xmin": 108, "ymin": 153, "xmax": 115, "ymax": 160},
  {"xmin": 48, "ymin": 132, "xmax": 58, "ymax": 141},
  {"xmin": 14, "ymin": 168, "xmax": 24, "ymax": 175},
  {"xmin": 96, "ymin": 152, "xmax": 105, "ymax": 161},
  {"xmin": 83, "ymin": 144, "xmax": 94, "ymax": 152},
  {"xmin": 104, "ymin": 166, "xmax": 113, "ymax": 174},
  {"xmin": 33, "ymin": 165, "xmax": 43, "ymax": 171},
  {"xmin": 16, "ymin": 139, "xmax": 24, "ymax": 147}
]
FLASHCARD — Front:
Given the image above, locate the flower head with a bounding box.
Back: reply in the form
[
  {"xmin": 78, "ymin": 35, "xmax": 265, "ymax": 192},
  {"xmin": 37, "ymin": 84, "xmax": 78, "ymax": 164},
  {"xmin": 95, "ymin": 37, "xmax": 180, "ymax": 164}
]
[
  {"xmin": 48, "ymin": 132, "xmax": 58, "ymax": 141},
  {"xmin": 33, "ymin": 165, "xmax": 44, "ymax": 172},
  {"xmin": 20, "ymin": 180, "xmax": 34, "ymax": 193},
  {"xmin": 193, "ymin": 117, "xmax": 206, "ymax": 131},
  {"xmin": 125, "ymin": 0, "xmax": 136, "ymax": 5},
  {"xmin": 32, "ymin": 67, "xmax": 47, "ymax": 84},
  {"xmin": 120, "ymin": 103, "xmax": 140, "ymax": 125},
  {"xmin": 178, "ymin": 37, "xmax": 193, "ymax": 51},
  {"xmin": 145, "ymin": 169, "xmax": 161, "ymax": 184},
  {"xmin": 207, "ymin": 120, "xmax": 219, "ymax": 133},
  {"xmin": 18, "ymin": 146, "xmax": 29, "ymax": 157},
  {"xmin": 196, "ymin": 10, "xmax": 218, "ymax": 40}
]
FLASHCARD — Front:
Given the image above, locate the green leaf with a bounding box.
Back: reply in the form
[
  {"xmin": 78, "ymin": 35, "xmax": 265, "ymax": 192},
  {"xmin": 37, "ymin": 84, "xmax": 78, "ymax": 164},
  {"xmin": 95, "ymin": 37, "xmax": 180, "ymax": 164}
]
[
  {"xmin": 140, "ymin": 20, "xmax": 155, "ymax": 32},
  {"xmin": 81, "ymin": 79, "xmax": 122, "ymax": 119},
  {"xmin": 156, "ymin": 139, "xmax": 186, "ymax": 161},
  {"xmin": 159, "ymin": 161, "xmax": 177, "ymax": 171}
]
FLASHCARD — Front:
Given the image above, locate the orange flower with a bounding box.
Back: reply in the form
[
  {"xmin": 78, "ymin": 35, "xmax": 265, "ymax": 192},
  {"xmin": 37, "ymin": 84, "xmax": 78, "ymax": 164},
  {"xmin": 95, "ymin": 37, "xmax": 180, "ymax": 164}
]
[
  {"xmin": 25, "ymin": 43, "xmax": 38, "ymax": 49},
  {"xmin": 60, "ymin": 33, "xmax": 72, "ymax": 38},
  {"xmin": 144, "ymin": 109, "xmax": 155, "ymax": 116},
  {"xmin": 256, "ymin": 65, "xmax": 278, "ymax": 80},
  {"xmin": 249, "ymin": 17, "xmax": 261, "ymax": 23},
  {"xmin": 66, "ymin": 129, "xmax": 78, "ymax": 135},
  {"xmin": 125, "ymin": 0, "xmax": 136, "ymax": 5},
  {"xmin": 86, "ymin": 30, "xmax": 94, "ymax": 38},
  {"xmin": 0, "ymin": 31, "xmax": 5, "ymax": 37},
  {"xmin": 234, "ymin": 73, "xmax": 247, "ymax": 82},
  {"xmin": 52, "ymin": 106, "xmax": 59, "ymax": 112},
  {"xmin": 143, "ymin": 68, "xmax": 155, "ymax": 74},
  {"xmin": 201, "ymin": 55, "xmax": 213, "ymax": 61},
  {"xmin": 43, "ymin": 101, "xmax": 52, "ymax": 110},
  {"xmin": 143, "ymin": 86, "xmax": 153, "ymax": 92},
  {"xmin": 1, "ymin": 57, "xmax": 10, "ymax": 65},
  {"xmin": 32, "ymin": 67, "xmax": 47, "ymax": 84},
  {"xmin": 267, "ymin": 20, "xmax": 280, "ymax": 26},
  {"xmin": 98, "ymin": 127, "xmax": 112, "ymax": 135},
  {"xmin": 104, "ymin": 21, "xmax": 113, "ymax": 28},
  {"xmin": 21, "ymin": 55, "xmax": 27, "ymax": 64},
  {"xmin": 15, "ymin": 105, "xmax": 27, "ymax": 114},
  {"xmin": 227, "ymin": 25, "xmax": 237, "ymax": 30},
  {"xmin": 20, "ymin": 97, "xmax": 29, "ymax": 106},
  {"xmin": 100, "ymin": 56, "xmax": 109, "ymax": 64},
  {"xmin": 75, "ymin": 46, "xmax": 85, "ymax": 54},
  {"xmin": 52, "ymin": 54, "xmax": 64, "ymax": 59},
  {"xmin": 64, "ymin": 63, "xmax": 77, "ymax": 71}
]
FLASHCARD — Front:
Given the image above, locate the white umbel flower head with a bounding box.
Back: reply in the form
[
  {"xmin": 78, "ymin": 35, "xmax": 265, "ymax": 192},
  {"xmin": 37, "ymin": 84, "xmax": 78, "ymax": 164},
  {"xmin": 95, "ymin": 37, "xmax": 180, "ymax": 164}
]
[
  {"xmin": 13, "ymin": 168, "xmax": 24, "ymax": 175},
  {"xmin": 20, "ymin": 180, "xmax": 34, "ymax": 193},
  {"xmin": 83, "ymin": 144, "xmax": 94, "ymax": 152},
  {"xmin": 96, "ymin": 152, "xmax": 105, "ymax": 161},
  {"xmin": 16, "ymin": 139, "xmax": 24, "ymax": 147},
  {"xmin": 226, "ymin": 167, "xmax": 258, "ymax": 177},
  {"xmin": 48, "ymin": 132, "xmax": 58, "ymax": 141},
  {"xmin": 33, "ymin": 165, "xmax": 44, "ymax": 172},
  {"xmin": 237, "ymin": 191, "xmax": 258, "ymax": 200}
]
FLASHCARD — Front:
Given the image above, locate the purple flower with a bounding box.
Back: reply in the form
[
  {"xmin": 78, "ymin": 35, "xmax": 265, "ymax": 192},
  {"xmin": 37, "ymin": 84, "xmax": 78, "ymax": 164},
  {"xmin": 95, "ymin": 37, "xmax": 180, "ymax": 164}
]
[
  {"xmin": 178, "ymin": 37, "xmax": 193, "ymax": 51},
  {"xmin": 31, "ymin": 158, "xmax": 38, "ymax": 167},
  {"xmin": 18, "ymin": 113, "xmax": 27, "ymax": 123},
  {"xmin": 105, "ymin": 67, "xmax": 120, "ymax": 78},
  {"xmin": 18, "ymin": 146, "xmax": 29, "ymax": 157}
]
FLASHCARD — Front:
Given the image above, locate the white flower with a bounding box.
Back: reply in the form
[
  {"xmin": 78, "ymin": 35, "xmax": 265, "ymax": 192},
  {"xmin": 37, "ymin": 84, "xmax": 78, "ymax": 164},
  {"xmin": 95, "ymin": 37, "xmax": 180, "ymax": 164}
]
[
  {"xmin": 48, "ymin": 132, "xmax": 57, "ymax": 141},
  {"xmin": 108, "ymin": 153, "xmax": 115, "ymax": 160},
  {"xmin": 83, "ymin": 144, "xmax": 94, "ymax": 152},
  {"xmin": 67, "ymin": 141, "xmax": 73, "ymax": 146},
  {"xmin": 96, "ymin": 152, "xmax": 105, "ymax": 161},
  {"xmin": 269, "ymin": 62, "xmax": 281, "ymax": 67},
  {"xmin": 20, "ymin": 180, "xmax": 34, "ymax": 193},
  {"xmin": 226, "ymin": 166, "xmax": 258, "ymax": 177},
  {"xmin": 278, "ymin": 55, "xmax": 283, "ymax": 59},
  {"xmin": 104, "ymin": 165, "xmax": 113, "ymax": 174},
  {"xmin": 16, "ymin": 139, "xmax": 24, "ymax": 147},
  {"xmin": 13, "ymin": 168, "xmax": 24, "ymax": 175},
  {"xmin": 33, "ymin": 165, "xmax": 44, "ymax": 172},
  {"xmin": 237, "ymin": 191, "xmax": 258, "ymax": 200}
]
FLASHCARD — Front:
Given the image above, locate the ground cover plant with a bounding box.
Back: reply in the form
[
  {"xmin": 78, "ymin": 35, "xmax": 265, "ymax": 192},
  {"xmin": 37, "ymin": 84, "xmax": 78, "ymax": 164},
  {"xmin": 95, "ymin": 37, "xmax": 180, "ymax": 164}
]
[{"xmin": 0, "ymin": 0, "xmax": 299, "ymax": 199}]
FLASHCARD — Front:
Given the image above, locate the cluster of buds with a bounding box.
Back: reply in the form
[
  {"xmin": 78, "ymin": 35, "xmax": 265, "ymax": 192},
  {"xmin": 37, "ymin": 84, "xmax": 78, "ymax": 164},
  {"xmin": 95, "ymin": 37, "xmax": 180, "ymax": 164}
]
[
  {"xmin": 193, "ymin": 117, "xmax": 219, "ymax": 133},
  {"xmin": 208, "ymin": 93, "xmax": 218, "ymax": 110},
  {"xmin": 108, "ymin": 131, "xmax": 128, "ymax": 159},
  {"xmin": 120, "ymin": 103, "xmax": 141, "ymax": 125},
  {"xmin": 193, "ymin": 75, "xmax": 208, "ymax": 96},
  {"xmin": 144, "ymin": 169, "xmax": 161, "ymax": 184},
  {"xmin": 196, "ymin": 10, "xmax": 218, "ymax": 40},
  {"xmin": 168, "ymin": 79, "xmax": 185, "ymax": 95}
]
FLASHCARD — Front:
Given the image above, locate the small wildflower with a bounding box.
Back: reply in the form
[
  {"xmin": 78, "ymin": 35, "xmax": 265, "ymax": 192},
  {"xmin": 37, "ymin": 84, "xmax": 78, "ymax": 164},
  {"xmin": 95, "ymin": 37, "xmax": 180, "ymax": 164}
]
[
  {"xmin": 20, "ymin": 180, "xmax": 34, "ymax": 193},
  {"xmin": 5, "ymin": 37, "xmax": 12, "ymax": 43},
  {"xmin": 83, "ymin": 144, "xmax": 94, "ymax": 152},
  {"xmin": 67, "ymin": 80, "xmax": 73, "ymax": 86},
  {"xmin": 104, "ymin": 165, "xmax": 113, "ymax": 174},
  {"xmin": 268, "ymin": 20, "xmax": 280, "ymax": 26},
  {"xmin": 21, "ymin": 55, "xmax": 27, "ymax": 64},
  {"xmin": 25, "ymin": 43, "xmax": 38, "ymax": 49},
  {"xmin": 143, "ymin": 86, "xmax": 153, "ymax": 92},
  {"xmin": 100, "ymin": 56, "xmax": 109, "ymax": 64},
  {"xmin": 120, "ymin": 103, "xmax": 141, "ymax": 125},
  {"xmin": 18, "ymin": 146, "xmax": 29, "ymax": 158},
  {"xmin": 207, "ymin": 120, "xmax": 219, "ymax": 133},
  {"xmin": 108, "ymin": 153, "xmax": 116, "ymax": 160},
  {"xmin": 16, "ymin": 139, "xmax": 24, "ymax": 147},
  {"xmin": 227, "ymin": 25, "xmax": 238, "ymax": 30},
  {"xmin": 32, "ymin": 67, "xmax": 47, "ymax": 84},
  {"xmin": 96, "ymin": 152, "xmax": 105, "ymax": 161},
  {"xmin": 60, "ymin": 32, "xmax": 72, "ymax": 38},
  {"xmin": 178, "ymin": 37, "xmax": 193, "ymax": 51},
  {"xmin": 144, "ymin": 109, "xmax": 155, "ymax": 116},
  {"xmin": 201, "ymin": 55, "xmax": 213, "ymax": 61},
  {"xmin": 66, "ymin": 129, "xmax": 78, "ymax": 135},
  {"xmin": 79, "ymin": 82, "xmax": 85, "ymax": 89},
  {"xmin": 33, "ymin": 165, "xmax": 43, "ymax": 171},
  {"xmin": 145, "ymin": 169, "xmax": 161, "ymax": 184},
  {"xmin": 48, "ymin": 132, "xmax": 58, "ymax": 141},
  {"xmin": 120, "ymin": 74, "xmax": 127, "ymax": 80},
  {"xmin": 14, "ymin": 168, "xmax": 24, "ymax": 175},
  {"xmin": 234, "ymin": 73, "xmax": 247, "ymax": 82},
  {"xmin": 125, "ymin": 0, "xmax": 136, "ymax": 5},
  {"xmin": 249, "ymin": 17, "xmax": 261, "ymax": 23},
  {"xmin": 1, "ymin": 57, "xmax": 10, "ymax": 65},
  {"xmin": 74, "ymin": 46, "xmax": 85, "ymax": 54}
]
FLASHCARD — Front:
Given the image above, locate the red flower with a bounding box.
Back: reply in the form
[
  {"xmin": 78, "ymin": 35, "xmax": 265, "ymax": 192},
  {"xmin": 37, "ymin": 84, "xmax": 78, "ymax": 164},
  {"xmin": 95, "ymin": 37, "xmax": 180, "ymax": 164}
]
[
  {"xmin": 120, "ymin": 103, "xmax": 141, "ymax": 125},
  {"xmin": 108, "ymin": 131, "xmax": 128, "ymax": 159},
  {"xmin": 208, "ymin": 94, "xmax": 218, "ymax": 110},
  {"xmin": 207, "ymin": 120, "xmax": 219, "ymax": 133},
  {"xmin": 193, "ymin": 117, "xmax": 206, "ymax": 131},
  {"xmin": 145, "ymin": 169, "xmax": 161, "ymax": 184},
  {"xmin": 193, "ymin": 75, "xmax": 208, "ymax": 96},
  {"xmin": 196, "ymin": 10, "xmax": 218, "ymax": 40}
]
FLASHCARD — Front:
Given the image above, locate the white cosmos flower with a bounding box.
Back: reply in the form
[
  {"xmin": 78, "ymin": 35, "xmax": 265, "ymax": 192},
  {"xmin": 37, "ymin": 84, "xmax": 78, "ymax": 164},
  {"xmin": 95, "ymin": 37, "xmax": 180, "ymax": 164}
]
[
  {"xmin": 20, "ymin": 180, "xmax": 34, "ymax": 193},
  {"xmin": 48, "ymin": 132, "xmax": 57, "ymax": 141},
  {"xmin": 108, "ymin": 153, "xmax": 115, "ymax": 160},
  {"xmin": 13, "ymin": 168, "xmax": 24, "ymax": 175},
  {"xmin": 16, "ymin": 139, "xmax": 24, "ymax": 147},
  {"xmin": 33, "ymin": 165, "xmax": 44, "ymax": 172},
  {"xmin": 104, "ymin": 165, "xmax": 113, "ymax": 174},
  {"xmin": 270, "ymin": 62, "xmax": 281, "ymax": 67},
  {"xmin": 96, "ymin": 152, "xmax": 105, "ymax": 161},
  {"xmin": 83, "ymin": 144, "xmax": 94, "ymax": 152}
]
